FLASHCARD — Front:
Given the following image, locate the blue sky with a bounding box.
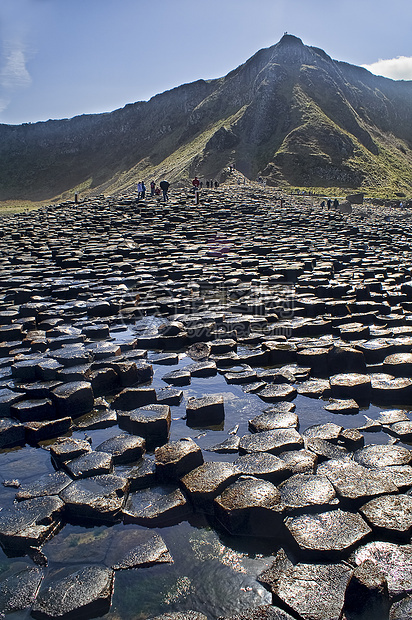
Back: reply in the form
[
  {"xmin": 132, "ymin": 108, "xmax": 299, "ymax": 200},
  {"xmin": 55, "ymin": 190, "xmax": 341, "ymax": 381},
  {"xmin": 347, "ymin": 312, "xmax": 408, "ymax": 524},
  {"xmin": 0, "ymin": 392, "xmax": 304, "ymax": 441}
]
[{"xmin": 1, "ymin": 0, "xmax": 411, "ymax": 125}]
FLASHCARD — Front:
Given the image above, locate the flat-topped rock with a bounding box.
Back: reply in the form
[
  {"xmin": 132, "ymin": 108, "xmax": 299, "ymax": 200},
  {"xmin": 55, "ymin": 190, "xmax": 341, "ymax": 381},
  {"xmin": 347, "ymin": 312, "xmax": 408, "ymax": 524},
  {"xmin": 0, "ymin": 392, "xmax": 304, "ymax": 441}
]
[
  {"xmin": 234, "ymin": 452, "xmax": 291, "ymax": 484},
  {"xmin": 278, "ymin": 473, "xmax": 338, "ymax": 512},
  {"xmin": 239, "ymin": 429, "xmax": 303, "ymax": 455},
  {"xmin": 359, "ymin": 493, "xmax": 412, "ymax": 540},
  {"xmin": 59, "ymin": 474, "xmax": 128, "ymax": 522},
  {"xmin": 330, "ymin": 373, "xmax": 372, "ymax": 405},
  {"xmin": 317, "ymin": 458, "xmax": 398, "ymax": 501},
  {"xmin": 95, "ymin": 434, "xmax": 145, "ymax": 464},
  {"xmin": 278, "ymin": 449, "xmax": 318, "ymax": 474},
  {"xmin": 354, "ymin": 444, "xmax": 412, "ymax": 468},
  {"xmin": 249, "ymin": 410, "xmax": 299, "ymax": 433},
  {"xmin": 273, "ymin": 562, "xmax": 352, "ymax": 620},
  {"xmin": 0, "ymin": 566, "xmax": 44, "ymax": 613},
  {"xmin": 214, "ymin": 475, "xmax": 284, "ymax": 537},
  {"xmin": 31, "ymin": 564, "xmax": 114, "ymax": 620},
  {"xmin": 123, "ymin": 485, "xmax": 190, "ymax": 526},
  {"xmin": 0, "ymin": 495, "xmax": 64, "ymax": 550},
  {"xmin": 286, "ymin": 509, "xmax": 371, "ymax": 558},
  {"xmin": 352, "ymin": 541, "xmax": 412, "ymax": 597},
  {"xmin": 186, "ymin": 394, "xmax": 225, "ymax": 427},
  {"xmin": 111, "ymin": 531, "xmax": 173, "ymax": 570},
  {"xmin": 181, "ymin": 461, "xmax": 239, "ymax": 513},
  {"xmin": 155, "ymin": 437, "xmax": 203, "ymax": 482},
  {"xmin": 50, "ymin": 437, "xmax": 92, "ymax": 465}
]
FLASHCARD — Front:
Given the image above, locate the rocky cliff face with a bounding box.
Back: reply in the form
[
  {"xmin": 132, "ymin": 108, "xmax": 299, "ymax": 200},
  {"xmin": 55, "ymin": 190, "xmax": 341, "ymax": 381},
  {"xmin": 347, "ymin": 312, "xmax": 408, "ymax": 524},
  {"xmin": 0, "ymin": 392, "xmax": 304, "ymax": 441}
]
[{"xmin": 1, "ymin": 34, "xmax": 412, "ymax": 200}]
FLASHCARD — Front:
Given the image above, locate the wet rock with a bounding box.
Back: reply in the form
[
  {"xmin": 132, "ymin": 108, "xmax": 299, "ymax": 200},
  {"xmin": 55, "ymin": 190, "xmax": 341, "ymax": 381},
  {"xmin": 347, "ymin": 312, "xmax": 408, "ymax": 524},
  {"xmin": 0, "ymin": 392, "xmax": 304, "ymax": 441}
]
[
  {"xmin": 328, "ymin": 346, "xmax": 367, "ymax": 374},
  {"xmin": 317, "ymin": 458, "xmax": 398, "ymax": 501},
  {"xmin": 0, "ymin": 388, "xmax": 24, "ymax": 416},
  {"xmin": 149, "ymin": 612, "xmax": 208, "ymax": 620},
  {"xmin": 342, "ymin": 560, "xmax": 390, "ymax": 620},
  {"xmin": 0, "ymin": 418, "xmax": 25, "ymax": 448},
  {"xmin": 0, "ymin": 495, "xmax": 64, "ymax": 550},
  {"xmin": 386, "ymin": 420, "xmax": 412, "ymax": 441},
  {"xmin": 390, "ymin": 595, "xmax": 412, "ymax": 619},
  {"xmin": 296, "ymin": 379, "xmax": 331, "ymax": 398},
  {"xmin": 95, "ymin": 434, "xmax": 145, "ymax": 464},
  {"xmin": 214, "ymin": 476, "xmax": 284, "ymax": 537},
  {"xmin": 206, "ymin": 435, "xmax": 240, "ymax": 453},
  {"xmin": 371, "ymin": 376, "xmax": 412, "ymax": 405},
  {"xmin": 74, "ymin": 407, "xmax": 117, "ymax": 430},
  {"xmin": 218, "ymin": 607, "xmax": 295, "ymax": 620},
  {"xmin": 373, "ymin": 464, "xmax": 412, "ymax": 490},
  {"xmin": 25, "ymin": 417, "xmax": 72, "ymax": 444},
  {"xmin": 120, "ymin": 457, "xmax": 156, "ymax": 491},
  {"xmin": 64, "ymin": 450, "xmax": 113, "ymax": 479},
  {"xmin": 162, "ymin": 368, "xmax": 191, "ymax": 386},
  {"xmin": 324, "ymin": 398, "xmax": 359, "ymax": 414},
  {"xmin": 50, "ymin": 437, "xmax": 92, "ymax": 466},
  {"xmin": 10, "ymin": 398, "xmax": 55, "ymax": 423},
  {"xmin": 86, "ymin": 367, "xmax": 119, "ymax": 396},
  {"xmin": 186, "ymin": 361, "xmax": 217, "ymax": 377},
  {"xmin": 278, "ymin": 473, "xmax": 338, "ymax": 512},
  {"xmin": 111, "ymin": 386, "xmax": 157, "ymax": 410},
  {"xmin": 31, "ymin": 564, "xmax": 114, "ymax": 620},
  {"xmin": 352, "ymin": 541, "xmax": 412, "ymax": 597},
  {"xmin": 273, "ymin": 562, "xmax": 352, "ymax": 620},
  {"xmin": 59, "ymin": 474, "xmax": 128, "ymax": 522},
  {"xmin": 340, "ymin": 428, "xmax": 365, "ymax": 450},
  {"xmin": 16, "ymin": 471, "xmax": 72, "ymax": 500},
  {"xmin": 303, "ymin": 422, "xmax": 342, "ymax": 443},
  {"xmin": 155, "ymin": 437, "xmax": 204, "ymax": 483},
  {"xmin": 225, "ymin": 369, "xmax": 257, "ymax": 384},
  {"xmin": 182, "ymin": 461, "xmax": 239, "ymax": 513},
  {"xmin": 258, "ymin": 384, "xmax": 297, "ymax": 403},
  {"xmin": 359, "ymin": 494, "xmax": 412, "ymax": 540},
  {"xmin": 249, "ymin": 410, "xmax": 299, "ymax": 433},
  {"xmin": 186, "ymin": 394, "xmax": 225, "ymax": 427},
  {"xmin": 110, "ymin": 360, "xmax": 152, "ymax": 387},
  {"xmin": 377, "ymin": 409, "xmax": 410, "ymax": 425},
  {"xmin": 51, "ymin": 381, "xmax": 94, "ymax": 417},
  {"xmin": 156, "ymin": 387, "xmax": 183, "ymax": 406},
  {"xmin": 111, "ymin": 531, "xmax": 173, "ymax": 569},
  {"xmin": 278, "ymin": 449, "xmax": 317, "ymax": 474},
  {"xmin": 234, "ymin": 453, "xmax": 291, "ymax": 484},
  {"xmin": 384, "ymin": 352, "xmax": 412, "ymax": 377},
  {"xmin": 239, "ymin": 429, "xmax": 304, "ymax": 455},
  {"xmin": 305, "ymin": 437, "xmax": 349, "ymax": 461},
  {"xmin": 0, "ymin": 566, "xmax": 44, "ymax": 613},
  {"xmin": 119, "ymin": 404, "xmax": 171, "ymax": 449},
  {"xmin": 354, "ymin": 444, "xmax": 412, "ymax": 468},
  {"xmin": 123, "ymin": 485, "xmax": 190, "ymax": 526},
  {"xmin": 286, "ymin": 509, "xmax": 371, "ymax": 559},
  {"xmin": 330, "ymin": 373, "xmax": 372, "ymax": 405}
]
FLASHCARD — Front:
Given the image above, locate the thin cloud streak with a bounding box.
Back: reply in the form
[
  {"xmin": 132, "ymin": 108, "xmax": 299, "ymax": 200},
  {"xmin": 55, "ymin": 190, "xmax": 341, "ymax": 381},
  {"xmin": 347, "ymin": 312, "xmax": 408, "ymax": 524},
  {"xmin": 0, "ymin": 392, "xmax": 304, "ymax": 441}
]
[
  {"xmin": 0, "ymin": 40, "xmax": 32, "ymax": 113},
  {"xmin": 362, "ymin": 56, "xmax": 412, "ymax": 81}
]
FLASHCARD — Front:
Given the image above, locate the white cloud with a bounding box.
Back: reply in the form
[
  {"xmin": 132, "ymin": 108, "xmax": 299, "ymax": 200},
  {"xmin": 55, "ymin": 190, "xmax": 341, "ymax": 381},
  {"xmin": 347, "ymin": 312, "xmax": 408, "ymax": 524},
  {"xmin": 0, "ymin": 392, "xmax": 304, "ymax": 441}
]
[
  {"xmin": 362, "ymin": 56, "xmax": 412, "ymax": 81},
  {"xmin": 0, "ymin": 40, "xmax": 32, "ymax": 91}
]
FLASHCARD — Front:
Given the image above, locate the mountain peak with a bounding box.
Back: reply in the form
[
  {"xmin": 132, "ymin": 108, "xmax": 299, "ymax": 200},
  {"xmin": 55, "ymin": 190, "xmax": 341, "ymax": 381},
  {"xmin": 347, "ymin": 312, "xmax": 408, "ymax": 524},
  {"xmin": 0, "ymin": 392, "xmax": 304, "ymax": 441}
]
[{"xmin": 278, "ymin": 33, "xmax": 304, "ymax": 47}]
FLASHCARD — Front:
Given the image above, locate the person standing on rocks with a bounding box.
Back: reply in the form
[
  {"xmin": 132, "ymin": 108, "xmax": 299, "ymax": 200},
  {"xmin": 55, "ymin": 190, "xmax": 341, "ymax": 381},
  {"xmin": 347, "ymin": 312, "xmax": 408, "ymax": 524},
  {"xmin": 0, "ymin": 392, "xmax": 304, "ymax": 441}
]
[
  {"xmin": 150, "ymin": 181, "xmax": 155, "ymax": 197},
  {"xmin": 141, "ymin": 181, "xmax": 146, "ymax": 199},
  {"xmin": 137, "ymin": 181, "xmax": 143, "ymax": 200},
  {"xmin": 159, "ymin": 180, "xmax": 170, "ymax": 202}
]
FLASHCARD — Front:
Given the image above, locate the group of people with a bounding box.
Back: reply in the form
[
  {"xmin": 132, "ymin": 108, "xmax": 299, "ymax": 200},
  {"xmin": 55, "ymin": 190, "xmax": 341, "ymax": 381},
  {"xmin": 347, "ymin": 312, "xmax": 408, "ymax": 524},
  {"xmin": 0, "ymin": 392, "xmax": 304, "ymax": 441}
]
[
  {"xmin": 192, "ymin": 176, "xmax": 219, "ymax": 190},
  {"xmin": 136, "ymin": 180, "xmax": 170, "ymax": 201}
]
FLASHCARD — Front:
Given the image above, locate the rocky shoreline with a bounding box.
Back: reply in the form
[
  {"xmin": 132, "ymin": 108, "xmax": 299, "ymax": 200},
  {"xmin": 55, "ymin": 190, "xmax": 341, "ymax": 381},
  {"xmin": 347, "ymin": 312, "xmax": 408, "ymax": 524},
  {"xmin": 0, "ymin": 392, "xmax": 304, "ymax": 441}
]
[{"xmin": 1, "ymin": 182, "xmax": 412, "ymax": 619}]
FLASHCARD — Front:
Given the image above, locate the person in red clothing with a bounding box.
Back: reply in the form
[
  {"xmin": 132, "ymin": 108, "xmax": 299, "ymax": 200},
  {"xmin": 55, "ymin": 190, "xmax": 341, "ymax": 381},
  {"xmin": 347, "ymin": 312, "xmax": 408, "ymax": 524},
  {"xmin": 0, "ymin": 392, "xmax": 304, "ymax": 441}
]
[{"xmin": 192, "ymin": 176, "xmax": 200, "ymax": 191}]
